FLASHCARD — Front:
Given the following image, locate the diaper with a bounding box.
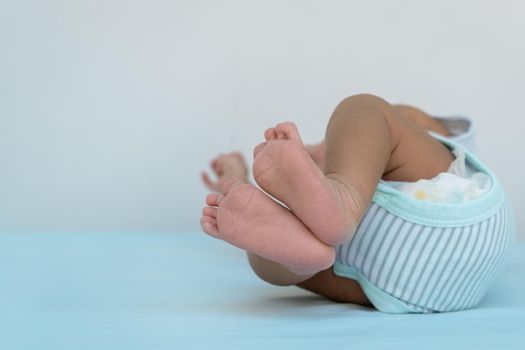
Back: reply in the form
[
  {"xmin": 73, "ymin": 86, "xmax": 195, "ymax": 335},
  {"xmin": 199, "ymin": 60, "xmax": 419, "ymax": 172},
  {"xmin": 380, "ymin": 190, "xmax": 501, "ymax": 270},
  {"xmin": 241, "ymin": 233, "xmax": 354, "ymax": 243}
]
[
  {"xmin": 333, "ymin": 122, "xmax": 515, "ymax": 313},
  {"xmin": 392, "ymin": 147, "xmax": 491, "ymax": 203}
]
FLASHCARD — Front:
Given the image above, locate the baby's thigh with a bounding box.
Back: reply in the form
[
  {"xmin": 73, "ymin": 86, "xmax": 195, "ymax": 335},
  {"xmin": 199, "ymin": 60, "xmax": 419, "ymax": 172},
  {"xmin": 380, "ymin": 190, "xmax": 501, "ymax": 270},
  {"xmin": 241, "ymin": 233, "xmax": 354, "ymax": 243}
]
[
  {"xmin": 393, "ymin": 104, "xmax": 450, "ymax": 136},
  {"xmin": 384, "ymin": 112, "xmax": 454, "ymax": 182}
]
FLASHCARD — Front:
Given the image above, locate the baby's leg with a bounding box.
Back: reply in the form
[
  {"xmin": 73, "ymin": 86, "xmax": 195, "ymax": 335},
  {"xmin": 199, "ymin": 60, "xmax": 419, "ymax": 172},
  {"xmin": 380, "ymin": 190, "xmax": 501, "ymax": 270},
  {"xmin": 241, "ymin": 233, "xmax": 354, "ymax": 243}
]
[
  {"xmin": 303, "ymin": 105, "xmax": 450, "ymax": 173},
  {"xmin": 247, "ymin": 252, "xmax": 371, "ymax": 306},
  {"xmin": 202, "ymin": 94, "xmax": 454, "ymax": 296},
  {"xmin": 253, "ymin": 94, "xmax": 454, "ymax": 246},
  {"xmin": 324, "ymin": 94, "xmax": 454, "ymax": 194},
  {"xmin": 393, "ymin": 104, "xmax": 450, "ymax": 136}
]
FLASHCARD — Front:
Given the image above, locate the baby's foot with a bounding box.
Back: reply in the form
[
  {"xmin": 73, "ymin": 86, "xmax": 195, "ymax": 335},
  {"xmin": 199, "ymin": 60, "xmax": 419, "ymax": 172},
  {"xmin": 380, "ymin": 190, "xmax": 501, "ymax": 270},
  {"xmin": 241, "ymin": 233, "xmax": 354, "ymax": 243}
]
[
  {"xmin": 201, "ymin": 152, "xmax": 249, "ymax": 193},
  {"xmin": 200, "ymin": 179, "xmax": 335, "ymax": 276},
  {"xmin": 252, "ymin": 122, "xmax": 361, "ymax": 246}
]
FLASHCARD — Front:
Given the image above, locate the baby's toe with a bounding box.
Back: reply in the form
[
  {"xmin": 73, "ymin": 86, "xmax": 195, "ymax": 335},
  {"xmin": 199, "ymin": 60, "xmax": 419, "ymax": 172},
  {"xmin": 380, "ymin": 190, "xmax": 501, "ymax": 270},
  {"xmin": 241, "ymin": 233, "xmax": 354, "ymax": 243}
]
[
  {"xmin": 201, "ymin": 214, "xmax": 217, "ymax": 226},
  {"xmin": 201, "ymin": 217, "xmax": 219, "ymax": 237},
  {"xmin": 202, "ymin": 206, "xmax": 218, "ymax": 218},
  {"xmin": 275, "ymin": 122, "xmax": 302, "ymax": 143},
  {"xmin": 264, "ymin": 127, "xmax": 278, "ymax": 141},
  {"xmin": 206, "ymin": 193, "xmax": 224, "ymax": 206}
]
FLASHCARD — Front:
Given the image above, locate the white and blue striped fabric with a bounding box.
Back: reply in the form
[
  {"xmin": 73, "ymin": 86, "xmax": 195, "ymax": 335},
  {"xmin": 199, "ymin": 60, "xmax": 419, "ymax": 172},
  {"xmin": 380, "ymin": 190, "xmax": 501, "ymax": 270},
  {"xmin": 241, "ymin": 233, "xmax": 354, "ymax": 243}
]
[
  {"xmin": 333, "ymin": 120, "xmax": 515, "ymax": 313},
  {"xmin": 334, "ymin": 200, "xmax": 513, "ymax": 313}
]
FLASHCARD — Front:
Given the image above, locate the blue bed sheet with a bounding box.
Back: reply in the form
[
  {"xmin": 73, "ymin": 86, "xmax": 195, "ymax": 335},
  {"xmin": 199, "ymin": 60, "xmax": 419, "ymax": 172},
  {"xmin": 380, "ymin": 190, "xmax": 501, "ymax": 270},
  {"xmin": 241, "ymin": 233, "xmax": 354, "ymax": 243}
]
[{"xmin": 0, "ymin": 232, "xmax": 523, "ymax": 349}]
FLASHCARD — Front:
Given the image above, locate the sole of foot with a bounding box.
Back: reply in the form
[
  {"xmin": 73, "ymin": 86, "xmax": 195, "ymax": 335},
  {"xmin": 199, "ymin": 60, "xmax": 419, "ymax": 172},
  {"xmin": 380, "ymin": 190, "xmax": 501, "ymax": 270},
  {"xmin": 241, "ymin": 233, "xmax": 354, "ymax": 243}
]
[
  {"xmin": 252, "ymin": 122, "xmax": 359, "ymax": 246},
  {"xmin": 201, "ymin": 178, "xmax": 335, "ymax": 276}
]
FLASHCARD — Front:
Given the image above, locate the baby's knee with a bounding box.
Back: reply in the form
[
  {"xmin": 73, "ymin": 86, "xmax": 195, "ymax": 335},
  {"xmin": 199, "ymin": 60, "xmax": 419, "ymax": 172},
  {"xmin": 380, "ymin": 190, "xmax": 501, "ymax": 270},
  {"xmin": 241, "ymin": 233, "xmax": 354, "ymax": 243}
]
[
  {"xmin": 330, "ymin": 93, "xmax": 400, "ymax": 140},
  {"xmin": 330, "ymin": 93, "xmax": 396, "ymax": 131},
  {"xmin": 335, "ymin": 93, "xmax": 391, "ymax": 113}
]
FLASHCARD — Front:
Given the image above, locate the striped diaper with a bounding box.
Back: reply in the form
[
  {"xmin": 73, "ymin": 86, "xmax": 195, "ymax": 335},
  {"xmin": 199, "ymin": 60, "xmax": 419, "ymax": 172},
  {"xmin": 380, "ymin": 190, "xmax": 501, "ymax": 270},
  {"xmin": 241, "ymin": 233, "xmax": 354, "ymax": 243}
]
[{"xmin": 333, "ymin": 133, "xmax": 515, "ymax": 313}]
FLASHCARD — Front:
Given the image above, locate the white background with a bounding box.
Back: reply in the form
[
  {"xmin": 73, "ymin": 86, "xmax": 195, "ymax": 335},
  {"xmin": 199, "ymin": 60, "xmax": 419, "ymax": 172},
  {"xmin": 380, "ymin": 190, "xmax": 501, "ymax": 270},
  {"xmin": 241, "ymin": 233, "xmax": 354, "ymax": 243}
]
[{"xmin": 0, "ymin": 0, "xmax": 523, "ymax": 239}]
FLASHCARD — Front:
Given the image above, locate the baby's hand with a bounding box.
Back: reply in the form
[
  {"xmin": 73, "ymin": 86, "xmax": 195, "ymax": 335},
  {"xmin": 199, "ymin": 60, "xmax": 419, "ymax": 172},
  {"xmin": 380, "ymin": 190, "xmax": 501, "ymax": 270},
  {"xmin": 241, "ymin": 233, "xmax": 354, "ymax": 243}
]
[{"xmin": 201, "ymin": 152, "xmax": 249, "ymax": 193}]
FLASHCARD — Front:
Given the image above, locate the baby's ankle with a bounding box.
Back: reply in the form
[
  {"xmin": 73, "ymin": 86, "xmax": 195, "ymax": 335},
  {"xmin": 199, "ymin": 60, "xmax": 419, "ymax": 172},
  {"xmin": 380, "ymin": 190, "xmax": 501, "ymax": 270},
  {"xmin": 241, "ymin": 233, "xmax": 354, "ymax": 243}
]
[{"xmin": 325, "ymin": 173, "xmax": 367, "ymax": 240}]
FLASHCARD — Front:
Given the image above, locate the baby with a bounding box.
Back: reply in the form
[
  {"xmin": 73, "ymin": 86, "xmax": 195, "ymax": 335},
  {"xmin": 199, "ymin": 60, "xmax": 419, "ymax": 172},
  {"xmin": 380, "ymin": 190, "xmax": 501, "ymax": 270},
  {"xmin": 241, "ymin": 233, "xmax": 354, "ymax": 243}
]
[{"xmin": 200, "ymin": 94, "xmax": 513, "ymax": 313}]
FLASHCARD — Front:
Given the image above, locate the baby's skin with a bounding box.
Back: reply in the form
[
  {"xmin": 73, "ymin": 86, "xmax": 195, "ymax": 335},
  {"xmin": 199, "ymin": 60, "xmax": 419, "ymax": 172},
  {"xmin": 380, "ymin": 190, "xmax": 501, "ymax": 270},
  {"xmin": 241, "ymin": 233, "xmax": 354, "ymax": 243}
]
[
  {"xmin": 201, "ymin": 152, "xmax": 249, "ymax": 193},
  {"xmin": 200, "ymin": 95, "xmax": 453, "ymax": 305}
]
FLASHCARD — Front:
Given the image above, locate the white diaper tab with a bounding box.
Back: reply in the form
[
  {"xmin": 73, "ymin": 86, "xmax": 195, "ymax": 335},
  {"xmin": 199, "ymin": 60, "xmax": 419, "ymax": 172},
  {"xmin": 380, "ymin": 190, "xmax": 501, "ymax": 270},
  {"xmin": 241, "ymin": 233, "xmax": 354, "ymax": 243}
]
[{"xmin": 393, "ymin": 148, "xmax": 492, "ymax": 203}]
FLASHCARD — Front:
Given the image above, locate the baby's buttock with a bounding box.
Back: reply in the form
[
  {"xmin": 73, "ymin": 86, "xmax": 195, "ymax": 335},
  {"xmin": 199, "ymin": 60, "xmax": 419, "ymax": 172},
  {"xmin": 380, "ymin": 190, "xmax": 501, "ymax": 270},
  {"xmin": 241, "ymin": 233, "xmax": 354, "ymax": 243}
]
[
  {"xmin": 334, "ymin": 197, "xmax": 513, "ymax": 313},
  {"xmin": 333, "ymin": 129, "xmax": 515, "ymax": 313}
]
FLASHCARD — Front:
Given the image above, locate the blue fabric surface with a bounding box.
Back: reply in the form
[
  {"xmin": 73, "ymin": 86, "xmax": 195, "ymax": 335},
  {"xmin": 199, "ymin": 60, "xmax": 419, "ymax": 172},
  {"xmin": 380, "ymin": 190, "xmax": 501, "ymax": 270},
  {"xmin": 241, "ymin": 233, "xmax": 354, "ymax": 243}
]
[{"xmin": 0, "ymin": 232, "xmax": 523, "ymax": 349}]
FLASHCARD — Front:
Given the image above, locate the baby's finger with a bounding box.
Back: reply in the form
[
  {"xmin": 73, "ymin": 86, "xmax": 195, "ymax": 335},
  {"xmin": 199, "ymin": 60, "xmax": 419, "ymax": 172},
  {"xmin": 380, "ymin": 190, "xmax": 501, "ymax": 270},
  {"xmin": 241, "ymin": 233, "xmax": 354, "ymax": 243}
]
[
  {"xmin": 212, "ymin": 160, "xmax": 226, "ymax": 176},
  {"xmin": 232, "ymin": 152, "xmax": 246, "ymax": 162},
  {"xmin": 201, "ymin": 171, "xmax": 218, "ymax": 191},
  {"xmin": 211, "ymin": 159, "xmax": 219, "ymax": 171}
]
